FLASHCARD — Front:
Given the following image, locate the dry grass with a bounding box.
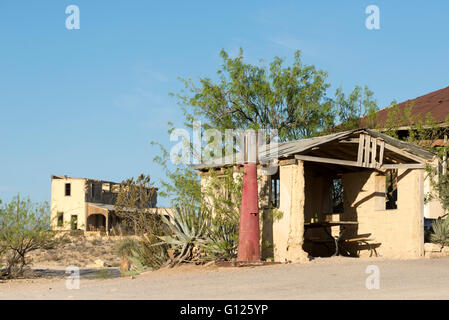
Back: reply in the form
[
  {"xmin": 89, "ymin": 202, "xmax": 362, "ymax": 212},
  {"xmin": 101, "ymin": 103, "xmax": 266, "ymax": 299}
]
[{"xmin": 27, "ymin": 234, "xmax": 128, "ymax": 268}]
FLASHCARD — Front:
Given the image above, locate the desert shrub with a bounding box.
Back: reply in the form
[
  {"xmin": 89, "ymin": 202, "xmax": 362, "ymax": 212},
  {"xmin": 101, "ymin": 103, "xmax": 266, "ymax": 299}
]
[
  {"xmin": 115, "ymin": 217, "xmax": 169, "ymax": 270},
  {"xmin": 114, "ymin": 238, "xmax": 139, "ymax": 258},
  {"xmin": 138, "ymin": 233, "xmax": 169, "ymax": 270},
  {"xmin": 0, "ymin": 195, "xmax": 67, "ymax": 278},
  {"xmin": 91, "ymin": 239, "xmax": 101, "ymax": 246},
  {"xmin": 69, "ymin": 229, "xmax": 84, "ymax": 237},
  {"xmin": 110, "ymin": 222, "xmax": 134, "ymax": 236},
  {"xmin": 430, "ymin": 217, "xmax": 449, "ymax": 247},
  {"xmin": 114, "ymin": 174, "xmax": 157, "ymax": 235},
  {"xmin": 137, "ymin": 167, "xmax": 242, "ymax": 265},
  {"xmin": 199, "ymin": 168, "xmax": 241, "ymax": 261},
  {"xmin": 202, "ymin": 219, "xmax": 239, "ymax": 261}
]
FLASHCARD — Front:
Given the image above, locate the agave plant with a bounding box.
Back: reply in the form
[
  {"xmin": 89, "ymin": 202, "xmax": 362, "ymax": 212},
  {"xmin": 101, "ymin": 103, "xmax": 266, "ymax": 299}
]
[
  {"xmin": 430, "ymin": 217, "xmax": 449, "ymax": 248},
  {"xmin": 157, "ymin": 202, "xmax": 211, "ymax": 266}
]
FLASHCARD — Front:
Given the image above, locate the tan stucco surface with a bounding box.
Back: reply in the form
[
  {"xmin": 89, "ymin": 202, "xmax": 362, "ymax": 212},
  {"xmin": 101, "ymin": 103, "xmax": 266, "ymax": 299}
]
[
  {"xmin": 201, "ymin": 160, "xmax": 437, "ymax": 262},
  {"xmin": 51, "ymin": 177, "xmax": 87, "ymax": 230}
]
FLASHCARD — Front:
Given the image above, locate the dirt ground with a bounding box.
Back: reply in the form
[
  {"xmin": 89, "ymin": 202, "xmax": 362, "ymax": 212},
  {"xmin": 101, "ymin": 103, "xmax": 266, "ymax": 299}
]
[
  {"xmin": 24, "ymin": 234, "xmax": 124, "ymax": 268},
  {"xmin": 1, "ymin": 256, "xmax": 449, "ymax": 299}
]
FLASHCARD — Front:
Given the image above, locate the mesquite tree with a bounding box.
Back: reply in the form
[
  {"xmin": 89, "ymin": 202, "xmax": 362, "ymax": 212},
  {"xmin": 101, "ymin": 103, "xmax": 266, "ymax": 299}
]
[{"xmin": 0, "ymin": 195, "xmax": 66, "ymax": 278}]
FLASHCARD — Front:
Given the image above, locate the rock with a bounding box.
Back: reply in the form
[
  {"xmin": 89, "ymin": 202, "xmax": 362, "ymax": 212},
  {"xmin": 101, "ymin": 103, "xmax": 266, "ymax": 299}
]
[
  {"xmin": 424, "ymin": 243, "xmax": 442, "ymax": 252},
  {"xmin": 442, "ymin": 246, "xmax": 449, "ymax": 254},
  {"xmin": 95, "ymin": 259, "xmax": 106, "ymax": 267}
]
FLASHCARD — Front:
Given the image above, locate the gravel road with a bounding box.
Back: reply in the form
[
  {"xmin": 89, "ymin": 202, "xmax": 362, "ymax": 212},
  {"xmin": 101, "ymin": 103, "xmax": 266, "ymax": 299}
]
[{"xmin": 1, "ymin": 257, "xmax": 449, "ymax": 299}]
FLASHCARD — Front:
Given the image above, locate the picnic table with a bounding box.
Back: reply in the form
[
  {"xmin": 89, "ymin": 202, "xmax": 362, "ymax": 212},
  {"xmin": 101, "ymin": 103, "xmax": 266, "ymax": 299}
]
[{"xmin": 304, "ymin": 221, "xmax": 358, "ymax": 257}]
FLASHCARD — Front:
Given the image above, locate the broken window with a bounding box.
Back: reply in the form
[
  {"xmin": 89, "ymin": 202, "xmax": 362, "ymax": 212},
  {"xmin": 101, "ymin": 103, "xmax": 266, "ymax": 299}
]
[
  {"xmin": 270, "ymin": 172, "xmax": 280, "ymax": 208},
  {"xmin": 70, "ymin": 215, "xmax": 78, "ymax": 230},
  {"xmin": 91, "ymin": 183, "xmax": 96, "ymax": 199},
  {"xmin": 102, "ymin": 183, "xmax": 111, "ymax": 192},
  {"xmin": 57, "ymin": 212, "xmax": 64, "ymax": 227},
  {"xmin": 65, "ymin": 183, "xmax": 71, "ymax": 196},
  {"xmin": 332, "ymin": 177, "xmax": 344, "ymax": 213},
  {"xmin": 386, "ymin": 169, "xmax": 398, "ymax": 210}
]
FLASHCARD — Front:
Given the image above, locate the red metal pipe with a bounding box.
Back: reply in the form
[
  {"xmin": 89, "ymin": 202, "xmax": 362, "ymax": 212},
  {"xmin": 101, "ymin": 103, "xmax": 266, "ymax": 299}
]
[{"xmin": 237, "ymin": 163, "xmax": 260, "ymax": 262}]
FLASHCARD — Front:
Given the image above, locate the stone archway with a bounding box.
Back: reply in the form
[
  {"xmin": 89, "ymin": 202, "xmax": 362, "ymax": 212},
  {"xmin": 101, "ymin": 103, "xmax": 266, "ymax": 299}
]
[{"xmin": 87, "ymin": 214, "xmax": 106, "ymax": 231}]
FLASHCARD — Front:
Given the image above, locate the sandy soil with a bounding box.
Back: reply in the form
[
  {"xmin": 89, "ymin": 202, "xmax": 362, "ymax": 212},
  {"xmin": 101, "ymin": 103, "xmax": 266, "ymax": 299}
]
[
  {"xmin": 25, "ymin": 234, "xmax": 124, "ymax": 268},
  {"xmin": 1, "ymin": 256, "xmax": 449, "ymax": 299}
]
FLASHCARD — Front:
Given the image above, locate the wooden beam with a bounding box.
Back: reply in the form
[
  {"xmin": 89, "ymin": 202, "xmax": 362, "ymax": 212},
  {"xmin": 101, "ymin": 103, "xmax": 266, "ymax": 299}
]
[
  {"xmin": 378, "ymin": 140, "xmax": 385, "ymax": 166},
  {"xmin": 363, "ymin": 135, "xmax": 371, "ymax": 167},
  {"xmin": 340, "ymin": 136, "xmax": 423, "ymax": 164},
  {"xmin": 379, "ymin": 163, "xmax": 426, "ymax": 169},
  {"xmin": 357, "ymin": 134, "xmax": 365, "ymax": 166},
  {"xmin": 295, "ymin": 155, "xmax": 359, "ymax": 167},
  {"xmin": 295, "ymin": 154, "xmax": 425, "ymax": 170},
  {"xmin": 279, "ymin": 159, "xmax": 297, "ymax": 166},
  {"xmin": 382, "ymin": 143, "xmax": 426, "ymax": 164},
  {"xmin": 370, "ymin": 138, "xmax": 377, "ymax": 168}
]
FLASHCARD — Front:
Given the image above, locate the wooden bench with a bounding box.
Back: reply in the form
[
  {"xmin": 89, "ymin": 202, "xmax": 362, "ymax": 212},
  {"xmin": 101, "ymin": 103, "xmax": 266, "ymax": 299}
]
[{"xmin": 342, "ymin": 237, "xmax": 377, "ymax": 257}]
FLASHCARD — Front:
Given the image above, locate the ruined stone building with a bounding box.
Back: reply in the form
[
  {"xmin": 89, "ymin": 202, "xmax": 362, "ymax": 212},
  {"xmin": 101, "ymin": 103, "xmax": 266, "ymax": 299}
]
[
  {"xmin": 194, "ymin": 86, "xmax": 449, "ymax": 263},
  {"xmin": 50, "ymin": 175, "xmax": 157, "ymax": 232},
  {"xmin": 194, "ymin": 129, "xmax": 444, "ymax": 262}
]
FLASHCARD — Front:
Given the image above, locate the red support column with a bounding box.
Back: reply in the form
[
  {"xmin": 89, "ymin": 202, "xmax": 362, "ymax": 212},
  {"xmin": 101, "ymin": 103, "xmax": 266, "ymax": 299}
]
[{"xmin": 237, "ymin": 163, "xmax": 260, "ymax": 262}]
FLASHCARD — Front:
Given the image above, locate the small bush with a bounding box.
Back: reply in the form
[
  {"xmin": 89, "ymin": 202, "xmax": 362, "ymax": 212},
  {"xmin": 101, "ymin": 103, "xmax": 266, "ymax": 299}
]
[
  {"xmin": 69, "ymin": 230, "xmax": 84, "ymax": 237},
  {"xmin": 139, "ymin": 233, "xmax": 169, "ymax": 270},
  {"xmin": 430, "ymin": 217, "xmax": 449, "ymax": 247},
  {"xmin": 114, "ymin": 238, "xmax": 139, "ymax": 258}
]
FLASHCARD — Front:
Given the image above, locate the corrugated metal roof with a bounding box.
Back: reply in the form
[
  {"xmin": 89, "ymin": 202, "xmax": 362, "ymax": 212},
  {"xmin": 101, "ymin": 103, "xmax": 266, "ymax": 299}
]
[
  {"xmin": 364, "ymin": 128, "xmax": 435, "ymax": 160},
  {"xmin": 191, "ymin": 128, "xmax": 435, "ymax": 170},
  {"xmin": 259, "ymin": 130, "xmax": 354, "ymax": 162}
]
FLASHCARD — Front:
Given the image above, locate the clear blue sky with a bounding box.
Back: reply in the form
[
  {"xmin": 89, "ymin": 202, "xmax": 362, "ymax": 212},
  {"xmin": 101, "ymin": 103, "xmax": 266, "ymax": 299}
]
[{"xmin": 1, "ymin": 1, "xmax": 448, "ymax": 206}]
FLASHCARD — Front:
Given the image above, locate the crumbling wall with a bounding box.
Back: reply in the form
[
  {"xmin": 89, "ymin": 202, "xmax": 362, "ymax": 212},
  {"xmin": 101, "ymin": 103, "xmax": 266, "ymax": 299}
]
[
  {"xmin": 342, "ymin": 168, "xmax": 424, "ymax": 259},
  {"xmin": 266, "ymin": 161, "xmax": 308, "ymax": 262}
]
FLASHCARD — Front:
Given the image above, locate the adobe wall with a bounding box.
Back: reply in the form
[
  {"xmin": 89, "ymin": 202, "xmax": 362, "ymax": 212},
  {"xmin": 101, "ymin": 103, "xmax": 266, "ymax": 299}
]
[
  {"xmin": 50, "ymin": 178, "xmax": 87, "ymax": 231},
  {"xmin": 342, "ymin": 168, "xmax": 424, "ymax": 259},
  {"xmin": 267, "ymin": 161, "xmax": 308, "ymax": 263}
]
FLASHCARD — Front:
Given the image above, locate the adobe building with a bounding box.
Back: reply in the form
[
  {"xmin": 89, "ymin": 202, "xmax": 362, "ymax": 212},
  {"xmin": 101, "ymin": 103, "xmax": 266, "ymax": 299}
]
[
  {"xmin": 194, "ymin": 129, "xmax": 445, "ymax": 263},
  {"xmin": 50, "ymin": 175, "xmax": 157, "ymax": 232}
]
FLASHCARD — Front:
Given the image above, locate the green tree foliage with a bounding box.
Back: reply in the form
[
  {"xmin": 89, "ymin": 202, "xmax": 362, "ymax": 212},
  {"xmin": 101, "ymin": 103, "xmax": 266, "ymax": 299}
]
[
  {"xmin": 147, "ymin": 48, "xmax": 380, "ymax": 264},
  {"xmin": 174, "ymin": 49, "xmax": 335, "ymax": 140},
  {"xmin": 426, "ymin": 164, "xmax": 449, "ymax": 213},
  {"xmin": 151, "ymin": 138, "xmax": 202, "ymax": 207},
  {"xmin": 333, "ymin": 85, "xmax": 379, "ymax": 131},
  {"xmin": 0, "ymin": 195, "xmax": 66, "ymax": 278}
]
